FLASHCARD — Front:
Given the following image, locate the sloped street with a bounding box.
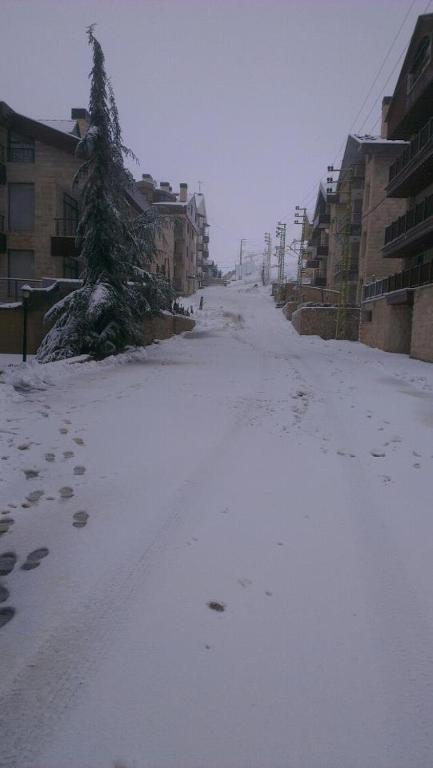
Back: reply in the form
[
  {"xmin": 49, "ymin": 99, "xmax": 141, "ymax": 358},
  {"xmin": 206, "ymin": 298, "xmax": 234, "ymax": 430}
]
[{"xmin": 1, "ymin": 282, "xmax": 433, "ymax": 767}]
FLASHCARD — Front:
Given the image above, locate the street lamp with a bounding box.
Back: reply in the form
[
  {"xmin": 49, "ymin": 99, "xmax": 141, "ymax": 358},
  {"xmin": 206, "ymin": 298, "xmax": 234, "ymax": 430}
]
[{"xmin": 21, "ymin": 284, "xmax": 31, "ymax": 363}]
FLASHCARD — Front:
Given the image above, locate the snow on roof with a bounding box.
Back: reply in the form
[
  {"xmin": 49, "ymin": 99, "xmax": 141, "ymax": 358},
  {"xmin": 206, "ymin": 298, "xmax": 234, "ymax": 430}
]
[
  {"xmin": 351, "ymin": 133, "xmax": 407, "ymax": 145},
  {"xmin": 39, "ymin": 119, "xmax": 80, "ymax": 136}
]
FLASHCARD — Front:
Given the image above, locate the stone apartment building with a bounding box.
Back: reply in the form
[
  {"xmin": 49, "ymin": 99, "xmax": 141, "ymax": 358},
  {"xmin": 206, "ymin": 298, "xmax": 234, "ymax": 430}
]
[
  {"xmin": 305, "ymin": 185, "xmax": 331, "ymax": 288},
  {"xmin": 360, "ymin": 13, "xmax": 433, "ymax": 362},
  {"xmin": 137, "ymin": 175, "xmax": 211, "ymax": 295},
  {"xmin": 326, "ymin": 136, "xmax": 366, "ymax": 304},
  {"xmin": 0, "ymin": 102, "xmax": 154, "ymax": 304},
  {"xmin": 0, "ymin": 102, "xmax": 87, "ymax": 301}
]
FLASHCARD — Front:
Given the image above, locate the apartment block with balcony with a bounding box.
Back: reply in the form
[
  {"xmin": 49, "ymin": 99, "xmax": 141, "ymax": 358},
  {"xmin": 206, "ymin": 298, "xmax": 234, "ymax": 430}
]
[
  {"xmin": 327, "ymin": 135, "xmax": 366, "ymax": 304},
  {"xmin": 0, "ymin": 101, "xmax": 88, "ymax": 302},
  {"xmin": 361, "ymin": 14, "xmax": 433, "ymax": 361},
  {"xmin": 306, "ymin": 185, "xmax": 332, "ymax": 288}
]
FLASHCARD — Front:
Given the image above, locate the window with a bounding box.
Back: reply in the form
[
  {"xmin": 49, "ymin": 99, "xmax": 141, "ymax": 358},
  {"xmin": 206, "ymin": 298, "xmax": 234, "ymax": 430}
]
[
  {"xmin": 408, "ymin": 36, "xmax": 431, "ymax": 92},
  {"xmin": 7, "ymin": 131, "xmax": 35, "ymax": 163},
  {"xmin": 9, "ymin": 183, "xmax": 35, "ymax": 231},
  {"xmin": 8, "ymin": 249, "xmax": 35, "ymax": 279},
  {"xmin": 61, "ymin": 194, "xmax": 78, "ymax": 236}
]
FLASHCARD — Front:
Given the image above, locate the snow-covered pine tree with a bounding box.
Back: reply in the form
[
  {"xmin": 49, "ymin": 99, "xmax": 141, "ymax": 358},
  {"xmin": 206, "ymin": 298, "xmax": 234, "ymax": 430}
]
[{"xmin": 37, "ymin": 26, "xmax": 174, "ymax": 362}]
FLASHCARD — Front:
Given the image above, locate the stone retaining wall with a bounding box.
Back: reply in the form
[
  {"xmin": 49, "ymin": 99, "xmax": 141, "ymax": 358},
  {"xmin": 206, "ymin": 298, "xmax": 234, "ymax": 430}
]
[
  {"xmin": 0, "ymin": 282, "xmax": 194, "ymax": 355},
  {"xmin": 292, "ymin": 306, "xmax": 360, "ymax": 341}
]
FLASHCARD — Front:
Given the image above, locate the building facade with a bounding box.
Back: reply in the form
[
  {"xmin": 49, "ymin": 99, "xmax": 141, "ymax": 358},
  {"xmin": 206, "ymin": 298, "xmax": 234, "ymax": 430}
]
[
  {"xmin": 360, "ymin": 13, "xmax": 433, "ymax": 361},
  {"xmin": 0, "ymin": 102, "xmax": 87, "ymax": 300}
]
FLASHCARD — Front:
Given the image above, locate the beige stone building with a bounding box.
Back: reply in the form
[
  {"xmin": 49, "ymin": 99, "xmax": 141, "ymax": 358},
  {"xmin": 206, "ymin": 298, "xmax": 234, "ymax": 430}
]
[
  {"xmin": 360, "ymin": 13, "xmax": 433, "ymax": 362},
  {"xmin": 0, "ymin": 102, "xmax": 88, "ymax": 301},
  {"xmin": 136, "ymin": 176, "xmax": 207, "ymax": 296}
]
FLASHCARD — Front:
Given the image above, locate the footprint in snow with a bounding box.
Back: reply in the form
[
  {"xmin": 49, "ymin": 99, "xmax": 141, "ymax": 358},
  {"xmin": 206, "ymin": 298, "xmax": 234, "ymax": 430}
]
[
  {"xmin": 370, "ymin": 450, "xmax": 386, "ymax": 458},
  {"xmin": 0, "ymin": 518, "xmax": 14, "ymax": 537},
  {"xmin": 63, "ymin": 451, "xmax": 74, "ymax": 459},
  {"xmin": 23, "ymin": 469, "xmax": 40, "ymax": 479},
  {"xmin": 26, "ymin": 490, "xmax": 44, "ymax": 504},
  {"xmin": 45, "ymin": 453, "xmax": 55, "ymax": 463},
  {"xmin": 0, "ymin": 584, "xmax": 9, "ymax": 602},
  {"xmin": 207, "ymin": 601, "xmax": 225, "ymax": 612},
  {"xmin": 73, "ymin": 437, "xmax": 85, "ymax": 446},
  {"xmin": 59, "ymin": 428, "xmax": 68, "ymax": 435},
  {"xmin": 17, "ymin": 443, "xmax": 31, "ymax": 451},
  {"xmin": 237, "ymin": 578, "xmax": 252, "ymax": 588},
  {"xmin": 73, "ymin": 511, "xmax": 89, "ymax": 528},
  {"xmin": 21, "ymin": 547, "xmax": 49, "ymax": 571},
  {"xmin": 59, "ymin": 487, "xmax": 74, "ymax": 499},
  {"xmin": 0, "ymin": 607, "xmax": 15, "ymax": 629},
  {"xmin": 0, "ymin": 551, "xmax": 17, "ymax": 576},
  {"xmin": 73, "ymin": 465, "xmax": 86, "ymax": 476}
]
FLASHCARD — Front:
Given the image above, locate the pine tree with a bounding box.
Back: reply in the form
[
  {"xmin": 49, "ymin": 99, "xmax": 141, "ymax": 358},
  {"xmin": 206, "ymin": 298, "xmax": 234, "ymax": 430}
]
[{"xmin": 37, "ymin": 26, "xmax": 174, "ymax": 362}]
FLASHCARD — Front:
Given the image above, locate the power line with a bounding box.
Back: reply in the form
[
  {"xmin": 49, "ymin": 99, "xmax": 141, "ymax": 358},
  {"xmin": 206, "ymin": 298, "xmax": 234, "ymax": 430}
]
[{"xmin": 298, "ymin": 0, "xmax": 426, "ymax": 208}]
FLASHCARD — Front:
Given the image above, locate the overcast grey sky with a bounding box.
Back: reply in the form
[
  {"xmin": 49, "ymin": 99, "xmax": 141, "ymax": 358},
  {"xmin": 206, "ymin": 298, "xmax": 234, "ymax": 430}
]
[{"xmin": 1, "ymin": 0, "xmax": 429, "ymax": 273}]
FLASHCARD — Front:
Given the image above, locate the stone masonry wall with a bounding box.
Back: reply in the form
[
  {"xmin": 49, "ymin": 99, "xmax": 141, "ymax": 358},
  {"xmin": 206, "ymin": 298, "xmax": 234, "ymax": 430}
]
[
  {"xmin": 292, "ymin": 306, "xmax": 360, "ymax": 341},
  {"xmin": 0, "ymin": 283, "xmax": 195, "ymax": 355},
  {"xmin": 410, "ymin": 284, "xmax": 433, "ymax": 362},
  {"xmin": 359, "ymin": 296, "xmax": 412, "ymax": 354}
]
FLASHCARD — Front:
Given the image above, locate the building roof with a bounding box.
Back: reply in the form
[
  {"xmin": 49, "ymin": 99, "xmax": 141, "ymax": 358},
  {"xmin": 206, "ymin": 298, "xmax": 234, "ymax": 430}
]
[
  {"xmin": 39, "ymin": 119, "xmax": 80, "ymax": 137},
  {"xmin": 0, "ymin": 101, "xmax": 79, "ymax": 154}
]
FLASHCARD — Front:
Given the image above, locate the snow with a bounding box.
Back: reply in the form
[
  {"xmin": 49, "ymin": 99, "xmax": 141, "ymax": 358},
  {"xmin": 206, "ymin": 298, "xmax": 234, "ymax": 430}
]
[{"xmin": 1, "ymin": 282, "xmax": 433, "ymax": 767}]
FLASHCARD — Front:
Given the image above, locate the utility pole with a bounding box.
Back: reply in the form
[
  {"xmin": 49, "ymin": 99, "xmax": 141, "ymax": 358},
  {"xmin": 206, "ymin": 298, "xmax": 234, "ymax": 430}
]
[
  {"xmin": 327, "ymin": 164, "xmax": 353, "ymax": 340},
  {"xmin": 239, "ymin": 238, "xmax": 246, "ymax": 280},
  {"xmin": 264, "ymin": 232, "xmax": 272, "ymax": 285},
  {"xmin": 275, "ymin": 222, "xmax": 286, "ymax": 284},
  {"xmin": 294, "ymin": 206, "xmax": 307, "ymax": 287}
]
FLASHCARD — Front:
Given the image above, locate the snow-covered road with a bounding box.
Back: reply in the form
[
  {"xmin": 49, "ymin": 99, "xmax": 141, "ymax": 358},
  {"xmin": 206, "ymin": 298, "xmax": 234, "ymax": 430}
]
[{"xmin": 2, "ymin": 282, "xmax": 433, "ymax": 767}]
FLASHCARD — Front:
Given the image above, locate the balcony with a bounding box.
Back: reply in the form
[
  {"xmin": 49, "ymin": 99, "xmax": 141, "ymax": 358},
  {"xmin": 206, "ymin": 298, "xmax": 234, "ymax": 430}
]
[
  {"xmin": 362, "ymin": 259, "xmax": 433, "ymax": 301},
  {"xmin": 383, "ymin": 194, "xmax": 433, "ymax": 258},
  {"xmin": 387, "ymin": 118, "xmax": 433, "ymax": 197},
  {"xmin": 312, "ymin": 276, "xmax": 326, "ymax": 287},
  {"xmin": 0, "ymin": 145, "xmax": 5, "ymax": 184},
  {"xmin": 51, "ymin": 218, "xmax": 80, "ymax": 259},
  {"xmin": 0, "ymin": 277, "xmax": 44, "ymax": 303},
  {"xmin": 313, "ymin": 213, "xmax": 330, "ymax": 228},
  {"xmin": 203, "ymin": 235, "xmax": 209, "ymax": 244},
  {"xmin": 305, "ymin": 259, "xmax": 320, "ymax": 269},
  {"xmin": 317, "ymin": 245, "xmax": 328, "ymax": 257},
  {"xmin": 0, "ymin": 214, "xmax": 6, "ymax": 253}
]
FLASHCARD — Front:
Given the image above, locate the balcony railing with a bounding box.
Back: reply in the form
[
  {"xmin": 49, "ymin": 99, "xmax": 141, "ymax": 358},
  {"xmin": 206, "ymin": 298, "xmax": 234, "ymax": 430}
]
[
  {"xmin": 305, "ymin": 259, "xmax": 320, "ymax": 269},
  {"xmin": 0, "ymin": 278, "xmax": 44, "ymax": 303},
  {"xmin": 389, "ymin": 117, "xmax": 433, "ymax": 183},
  {"xmin": 362, "ymin": 260, "xmax": 433, "ymax": 301},
  {"xmin": 384, "ymin": 193, "xmax": 433, "ymax": 245},
  {"xmin": 54, "ymin": 218, "xmax": 78, "ymax": 237}
]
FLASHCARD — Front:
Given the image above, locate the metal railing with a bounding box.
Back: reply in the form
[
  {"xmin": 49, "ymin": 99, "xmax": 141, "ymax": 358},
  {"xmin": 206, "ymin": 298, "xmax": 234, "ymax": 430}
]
[
  {"xmin": 54, "ymin": 218, "xmax": 78, "ymax": 237},
  {"xmin": 0, "ymin": 277, "xmax": 44, "ymax": 303},
  {"xmin": 362, "ymin": 260, "xmax": 433, "ymax": 300},
  {"xmin": 389, "ymin": 118, "xmax": 433, "ymax": 183},
  {"xmin": 384, "ymin": 193, "xmax": 433, "ymax": 245}
]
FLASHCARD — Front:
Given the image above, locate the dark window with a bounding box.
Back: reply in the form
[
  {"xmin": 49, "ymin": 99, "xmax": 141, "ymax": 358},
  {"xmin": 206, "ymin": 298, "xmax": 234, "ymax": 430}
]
[
  {"xmin": 61, "ymin": 193, "xmax": 78, "ymax": 236},
  {"xmin": 8, "ymin": 249, "xmax": 35, "ymax": 279},
  {"xmin": 7, "ymin": 131, "xmax": 35, "ymax": 163},
  {"xmin": 9, "ymin": 183, "xmax": 35, "ymax": 231}
]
